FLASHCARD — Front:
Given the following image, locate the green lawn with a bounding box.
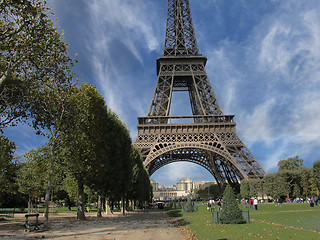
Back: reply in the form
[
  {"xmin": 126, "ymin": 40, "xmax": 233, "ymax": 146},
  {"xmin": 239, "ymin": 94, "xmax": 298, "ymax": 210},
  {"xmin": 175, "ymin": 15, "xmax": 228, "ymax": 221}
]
[{"xmin": 170, "ymin": 203, "xmax": 320, "ymax": 240}]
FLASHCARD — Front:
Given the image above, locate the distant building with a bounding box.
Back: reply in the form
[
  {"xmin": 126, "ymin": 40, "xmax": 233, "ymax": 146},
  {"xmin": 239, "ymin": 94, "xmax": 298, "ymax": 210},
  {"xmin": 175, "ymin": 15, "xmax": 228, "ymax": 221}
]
[
  {"xmin": 151, "ymin": 178, "xmax": 216, "ymax": 201},
  {"xmin": 177, "ymin": 177, "xmax": 193, "ymax": 192},
  {"xmin": 150, "ymin": 178, "xmax": 159, "ymax": 192}
]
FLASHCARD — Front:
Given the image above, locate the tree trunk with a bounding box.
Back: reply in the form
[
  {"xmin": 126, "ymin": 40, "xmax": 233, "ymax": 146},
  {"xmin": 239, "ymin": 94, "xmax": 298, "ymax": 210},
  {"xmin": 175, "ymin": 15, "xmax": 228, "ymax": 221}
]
[
  {"xmin": 44, "ymin": 142, "xmax": 55, "ymax": 229},
  {"xmin": 111, "ymin": 199, "xmax": 114, "ymax": 213},
  {"xmin": 28, "ymin": 196, "xmax": 32, "ymax": 213},
  {"xmin": 77, "ymin": 178, "xmax": 86, "ymax": 220},
  {"xmin": 122, "ymin": 194, "xmax": 125, "ymax": 216},
  {"xmin": 97, "ymin": 195, "xmax": 102, "ymax": 217},
  {"xmin": 105, "ymin": 197, "xmax": 112, "ymax": 215}
]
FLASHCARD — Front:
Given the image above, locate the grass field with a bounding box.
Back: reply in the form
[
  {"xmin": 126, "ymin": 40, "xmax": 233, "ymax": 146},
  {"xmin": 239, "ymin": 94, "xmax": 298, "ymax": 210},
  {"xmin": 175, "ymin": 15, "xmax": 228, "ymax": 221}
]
[{"xmin": 169, "ymin": 203, "xmax": 320, "ymax": 240}]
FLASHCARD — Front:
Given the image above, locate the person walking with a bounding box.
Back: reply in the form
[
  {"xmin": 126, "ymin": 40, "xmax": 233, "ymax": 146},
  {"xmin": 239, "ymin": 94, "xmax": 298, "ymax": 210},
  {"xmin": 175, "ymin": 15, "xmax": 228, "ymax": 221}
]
[
  {"xmin": 243, "ymin": 199, "xmax": 247, "ymax": 208},
  {"xmin": 249, "ymin": 199, "xmax": 253, "ymax": 209},
  {"xmin": 253, "ymin": 198, "xmax": 258, "ymax": 210}
]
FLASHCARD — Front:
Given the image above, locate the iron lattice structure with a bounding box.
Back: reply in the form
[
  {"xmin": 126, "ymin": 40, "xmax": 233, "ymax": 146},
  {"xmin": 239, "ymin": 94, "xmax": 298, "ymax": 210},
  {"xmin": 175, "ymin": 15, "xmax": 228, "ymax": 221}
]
[{"xmin": 133, "ymin": 0, "xmax": 265, "ymax": 188}]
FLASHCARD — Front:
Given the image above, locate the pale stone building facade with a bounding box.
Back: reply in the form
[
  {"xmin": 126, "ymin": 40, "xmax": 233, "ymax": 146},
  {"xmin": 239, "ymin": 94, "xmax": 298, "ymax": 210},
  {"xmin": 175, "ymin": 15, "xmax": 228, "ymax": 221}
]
[{"xmin": 151, "ymin": 178, "xmax": 216, "ymax": 201}]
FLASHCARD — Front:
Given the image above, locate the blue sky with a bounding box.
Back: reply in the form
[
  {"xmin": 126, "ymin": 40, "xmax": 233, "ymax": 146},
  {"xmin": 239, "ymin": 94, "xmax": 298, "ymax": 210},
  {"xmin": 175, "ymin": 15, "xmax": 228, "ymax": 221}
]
[{"xmin": 4, "ymin": 0, "xmax": 320, "ymax": 187}]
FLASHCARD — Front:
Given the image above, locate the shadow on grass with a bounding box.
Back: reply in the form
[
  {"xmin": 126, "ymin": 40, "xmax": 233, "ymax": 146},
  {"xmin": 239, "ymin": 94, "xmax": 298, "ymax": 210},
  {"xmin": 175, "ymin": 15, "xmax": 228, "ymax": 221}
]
[
  {"xmin": 171, "ymin": 218, "xmax": 190, "ymax": 226},
  {"xmin": 166, "ymin": 208, "xmax": 183, "ymax": 217},
  {"xmin": 166, "ymin": 209, "xmax": 190, "ymax": 227}
]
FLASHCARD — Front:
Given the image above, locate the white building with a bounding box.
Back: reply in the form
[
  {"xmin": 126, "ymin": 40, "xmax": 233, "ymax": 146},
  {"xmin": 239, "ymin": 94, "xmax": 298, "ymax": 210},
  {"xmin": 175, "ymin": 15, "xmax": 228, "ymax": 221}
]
[{"xmin": 151, "ymin": 178, "xmax": 216, "ymax": 201}]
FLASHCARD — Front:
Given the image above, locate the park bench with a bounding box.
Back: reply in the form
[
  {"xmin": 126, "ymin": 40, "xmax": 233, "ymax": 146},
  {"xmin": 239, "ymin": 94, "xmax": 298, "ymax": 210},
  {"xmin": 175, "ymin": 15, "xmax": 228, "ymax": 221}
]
[{"xmin": 22, "ymin": 213, "xmax": 42, "ymax": 232}]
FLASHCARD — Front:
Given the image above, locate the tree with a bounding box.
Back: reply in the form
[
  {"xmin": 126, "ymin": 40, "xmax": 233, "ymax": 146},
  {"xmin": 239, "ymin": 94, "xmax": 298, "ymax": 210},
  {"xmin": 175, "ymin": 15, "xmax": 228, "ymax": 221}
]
[
  {"xmin": 184, "ymin": 196, "xmax": 195, "ymax": 212},
  {"xmin": 61, "ymin": 172, "xmax": 78, "ymax": 210},
  {"xmin": 300, "ymin": 168, "xmax": 313, "ymax": 197},
  {"xmin": 104, "ymin": 110, "xmax": 132, "ymax": 215},
  {"xmin": 127, "ymin": 146, "xmax": 151, "ymax": 207},
  {"xmin": 0, "ymin": 135, "xmax": 20, "ymax": 207},
  {"xmin": 240, "ymin": 180, "xmax": 250, "ymax": 199},
  {"xmin": 219, "ymin": 185, "xmax": 245, "ymax": 224},
  {"xmin": 0, "ymin": 135, "xmax": 16, "ymax": 182},
  {"xmin": 0, "ymin": 0, "xmax": 77, "ymax": 129},
  {"xmin": 249, "ymin": 179, "xmax": 264, "ymax": 198},
  {"xmin": 277, "ymin": 156, "xmax": 304, "ymax": 171},
  {"xmin": 59, "ymin": 83, "xmax": 110, "ymax": 220},
  {"xmin": 16, "ymin": 145, "xmax": 65, "ymax": 213},
  {"xmin": 263, "ymin": 173, "xmax": 284, "ymax": 200},
  {"xmin": 1, "ymin": 0, "xmax": 78, "ymax": 228},
  {"xmin": 16, "ymin": 148, "xmax": 46, "ymax": 212},
  {"xmin": 312, "ymin": 160, "xmax": 320, "ymax": 193}
]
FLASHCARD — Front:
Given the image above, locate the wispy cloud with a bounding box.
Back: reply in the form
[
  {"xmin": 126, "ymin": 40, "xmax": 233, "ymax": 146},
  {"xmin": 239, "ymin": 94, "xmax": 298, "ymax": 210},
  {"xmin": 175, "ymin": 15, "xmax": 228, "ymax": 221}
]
[
  {"xmin": 84, "ymin": 0, "xmax": 163, "ymax": 136},
  {"xmin": 3, "ymin": 124, "xmax": 47, "ymax": 157},
  {"xmin": 203, "ymin": 0, "xmax": 320, "ymax": 171}
]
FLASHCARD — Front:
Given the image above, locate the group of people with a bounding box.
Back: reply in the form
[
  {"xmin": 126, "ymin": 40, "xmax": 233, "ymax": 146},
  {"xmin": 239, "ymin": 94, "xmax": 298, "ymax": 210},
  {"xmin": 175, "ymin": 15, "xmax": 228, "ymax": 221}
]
[
  {"xmin": 242, "ymin": 198, "xmax": 258, "ymax": 210},
  {"xmin": 206, "ymin": 199, "xmax": 223, "ymax": 212}
]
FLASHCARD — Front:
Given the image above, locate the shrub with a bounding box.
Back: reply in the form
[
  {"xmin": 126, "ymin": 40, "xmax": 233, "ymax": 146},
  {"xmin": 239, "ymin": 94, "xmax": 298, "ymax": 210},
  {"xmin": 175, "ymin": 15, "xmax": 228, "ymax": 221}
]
[
  {"xmin": 184, "ymin": 196, "xmax": 194, "ymax": 212},
  {"xmin": 219, "ymin": 185, "xmax": 246, "ymax": 224}
]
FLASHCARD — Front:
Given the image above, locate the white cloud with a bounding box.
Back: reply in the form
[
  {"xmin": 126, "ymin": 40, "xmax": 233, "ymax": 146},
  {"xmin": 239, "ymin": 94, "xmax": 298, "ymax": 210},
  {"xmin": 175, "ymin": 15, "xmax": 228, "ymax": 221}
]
[
  {"xmin": 82, "ymin": 0, "xmax": 164, "ymax": 135},
  {"xmin": 152, "ymin": 162, "xmax": 214, "ymax": 187},
  {"xmin": 238, "ymin": 98, "xmax": 276, "ymax": 146},
  {"xmin": 202, "ymin": 0, "xmax": 320, "ymax": 172}
]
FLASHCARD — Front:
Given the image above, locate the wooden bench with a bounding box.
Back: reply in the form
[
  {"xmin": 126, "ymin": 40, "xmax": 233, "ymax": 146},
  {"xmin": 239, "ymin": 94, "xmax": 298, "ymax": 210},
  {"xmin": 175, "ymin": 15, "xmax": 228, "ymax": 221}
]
[{"xmin": 22, "ymin": 213, "xmax": 42, "ymax": 232}]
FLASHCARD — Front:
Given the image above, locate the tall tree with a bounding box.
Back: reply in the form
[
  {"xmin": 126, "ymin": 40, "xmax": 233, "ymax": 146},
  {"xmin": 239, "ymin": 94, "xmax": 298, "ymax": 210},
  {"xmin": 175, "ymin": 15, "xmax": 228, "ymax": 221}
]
[
  {"xmin": 277, "ymin": 156, "xmax": 304, "ymax": 171},
  {"xmin": 300, "ymin": 168, "xmax": 313, "ymax": 197},
  {"xmin": 249, "ymin": 179, "xmax": 264, "ymax": 198},
  {"xmin": 127, "ymin": 146, "xmax": 151, "ymax": 206},
  {"xmin": 263, "ymin": 173, "xmax": 284, "ymax": 200},
  {"xmin": 0, "ymin": 0, "xmax": 77, "ymax": 129},
  {"xmin": 1, "ymin": 0, "xmax": 78, "ymax": 227},
  {"xmin": 312, "ymin": 160, "xmax": 320, "ymax": 193},
  {"xmin": 59, "ymin": 83, "xmax": 109, "ymax": 220},
  {"xmin": 16, "ymin": 148, "xmax": 46, "ymax": 212},
  {"xmin": 240, "ymin": 179, "xmax": 250, "ymax": 199},
  {"xmin": 17, "ymin": 145, "xmax": 65, "ymax": 213},
  {"xmin": 0, "ymin": 135, "xmax": 19, "ymax": 207},
  {"xmin": 104, "ymin": 110, "xmax": 132, "ymax": 215}
]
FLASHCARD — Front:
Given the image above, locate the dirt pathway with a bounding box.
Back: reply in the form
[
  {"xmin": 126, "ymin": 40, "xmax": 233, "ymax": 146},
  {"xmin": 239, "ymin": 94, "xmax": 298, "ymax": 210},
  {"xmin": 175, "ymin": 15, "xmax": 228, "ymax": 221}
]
[{"xmin": 0, "ymin": 209, "xmax": 187, "ymax": 240}]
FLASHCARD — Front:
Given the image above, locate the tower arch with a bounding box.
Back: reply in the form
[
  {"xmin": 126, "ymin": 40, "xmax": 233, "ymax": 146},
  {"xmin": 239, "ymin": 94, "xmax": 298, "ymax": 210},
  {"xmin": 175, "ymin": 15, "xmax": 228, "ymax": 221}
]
[{"xmin": 145, "ymin": 144, "xmax": 247, "ymax": 188}]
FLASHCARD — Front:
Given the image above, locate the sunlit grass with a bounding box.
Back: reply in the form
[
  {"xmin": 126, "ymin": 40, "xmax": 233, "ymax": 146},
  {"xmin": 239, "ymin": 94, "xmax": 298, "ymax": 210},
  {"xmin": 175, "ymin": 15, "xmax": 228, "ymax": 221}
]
[{"xmin": 172, "ymin": 203, "xmax": 320, "ymax": 240}]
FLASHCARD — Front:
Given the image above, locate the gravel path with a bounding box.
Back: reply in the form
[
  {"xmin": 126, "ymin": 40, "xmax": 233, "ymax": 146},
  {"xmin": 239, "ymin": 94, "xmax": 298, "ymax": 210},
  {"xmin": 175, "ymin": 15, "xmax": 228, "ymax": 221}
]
[{"xmin": 0, "ymin": 209, "xmax": 187, "ymax": 240}]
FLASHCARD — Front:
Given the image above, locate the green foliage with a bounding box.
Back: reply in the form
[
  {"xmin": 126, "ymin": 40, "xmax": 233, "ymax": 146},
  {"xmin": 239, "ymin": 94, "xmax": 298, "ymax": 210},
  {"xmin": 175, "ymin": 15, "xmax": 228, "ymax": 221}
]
[
  {"xmin": 249, "ymin": 179, "xmax": 264, "ymax": 198},
  {"xmin": 240, "ymin": 179, "xmax": 250, "ymax": 199},
  {"xmin": 219, "ymin": 185, "xmax": 245, "ymax": 224},
  {"xmin": 59, "ymin": 82, "xmax": 134, "ymax": 218},
  {"xmin": 59, "ymin": 83, "xmax": 109, "ymax": 219},
  {"xmin": 62, "ymin": 172, "xmax": 78, "ymax": 201},
  {"xmin": 184, "ymin": 196, "xmax": 194, "ymax": 212},
  {"xmin": 0, "ymin": 0, "xmax": 78, "ymax": 130},
  {"xmin": 278, "ymin": 156, "xmax": 304, "ymax": 171},
  {"xmin": 196, "ymin": 184, "xmax": 223, "ymax": 198},
  {"xmin": 263, "ymin": 173, "xmax": 286, "ymax": 199},
  {"xmin": 17, "ymin": 148, "xmax": 46, "ymax": 200},
  {"xmin": 127, "ymin": 146, "xmax": 151, "ymax": 203},
  {"xmin": 0, "ymin": 135, "xmax": 16, "ymax": 183},
  {"xmin": 312, "ymin": 160, "xmax": 320, "ymax": 192},
  {"xmin": 102, "ymin": 109, "xmax": 132, "ymax": 205},
  {"xmin": 299, "ymin": 167, "xmax": 316, "ymax": 197},
  {"xmin": 0, "ymin": 135, "xmax": 20, "ymax": 207}
]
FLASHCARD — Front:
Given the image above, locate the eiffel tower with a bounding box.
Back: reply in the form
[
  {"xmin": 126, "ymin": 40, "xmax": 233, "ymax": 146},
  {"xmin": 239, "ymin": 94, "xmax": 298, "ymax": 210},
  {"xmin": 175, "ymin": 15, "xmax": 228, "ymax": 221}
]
[{"xmin": 133, "ymin": 0, "xmax": 265, "ymax": 188}]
